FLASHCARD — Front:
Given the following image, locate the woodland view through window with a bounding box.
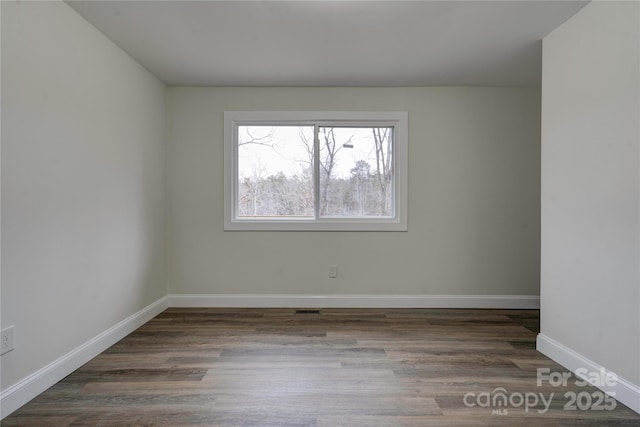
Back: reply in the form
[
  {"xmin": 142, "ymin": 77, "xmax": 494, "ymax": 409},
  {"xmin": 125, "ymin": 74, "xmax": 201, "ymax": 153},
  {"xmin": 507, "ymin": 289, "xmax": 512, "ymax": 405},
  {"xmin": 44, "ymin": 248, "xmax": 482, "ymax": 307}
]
[{"xmin": 224, "ymin": 112, "xmax": 407, "ymax": 231}]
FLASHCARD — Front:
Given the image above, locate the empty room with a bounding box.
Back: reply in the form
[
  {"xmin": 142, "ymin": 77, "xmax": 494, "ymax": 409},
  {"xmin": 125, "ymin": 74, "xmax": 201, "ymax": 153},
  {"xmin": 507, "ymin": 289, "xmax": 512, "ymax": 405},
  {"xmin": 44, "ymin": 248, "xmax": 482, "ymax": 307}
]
[{"xmin": 1, "ymin": 0, "xmax": 639, "ymax": 425}]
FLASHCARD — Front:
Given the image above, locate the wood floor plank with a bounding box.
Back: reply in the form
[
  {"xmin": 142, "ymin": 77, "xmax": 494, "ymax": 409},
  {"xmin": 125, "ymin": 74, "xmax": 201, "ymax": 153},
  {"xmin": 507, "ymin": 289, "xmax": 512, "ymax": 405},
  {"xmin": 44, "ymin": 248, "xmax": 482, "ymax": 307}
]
[{"xmin": 3, "ymin": 308, "xmax": 639, "ymax": 426}]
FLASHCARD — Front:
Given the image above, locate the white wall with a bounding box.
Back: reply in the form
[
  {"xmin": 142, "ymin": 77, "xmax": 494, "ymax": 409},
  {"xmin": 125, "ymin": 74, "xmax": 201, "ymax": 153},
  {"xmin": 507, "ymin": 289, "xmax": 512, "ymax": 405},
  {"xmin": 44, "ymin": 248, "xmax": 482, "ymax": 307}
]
[
  {"xmin": 540, "ymin": 0, "xmax": 640, "ymax": 403},
  {"xmin": 1, "ymin": 0, "xmax": 166, "ymax": 395},
  {"xmin": 167, "ymin": 87, "xmax": 541, "ymax": 299}
]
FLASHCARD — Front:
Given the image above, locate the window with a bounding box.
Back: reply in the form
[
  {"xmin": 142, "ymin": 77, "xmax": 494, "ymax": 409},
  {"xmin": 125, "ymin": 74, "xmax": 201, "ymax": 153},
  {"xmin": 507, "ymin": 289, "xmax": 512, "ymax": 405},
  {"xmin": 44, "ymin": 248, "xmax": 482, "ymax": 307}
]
[{"xmin": 224, "ymin": 111, "xmax": 408, "ymax": 231}]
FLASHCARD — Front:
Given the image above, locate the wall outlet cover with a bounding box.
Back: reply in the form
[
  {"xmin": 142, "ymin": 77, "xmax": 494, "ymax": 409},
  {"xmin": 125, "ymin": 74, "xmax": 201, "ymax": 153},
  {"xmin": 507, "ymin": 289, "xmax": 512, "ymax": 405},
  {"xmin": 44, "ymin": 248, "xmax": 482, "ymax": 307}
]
[
  {"xmin": 329, "ymin": 265, "xmax": 338, "ymax": 278},
  {"xmin": 1, "ymin": 326, "xmax": 15, "ymax": 355}
]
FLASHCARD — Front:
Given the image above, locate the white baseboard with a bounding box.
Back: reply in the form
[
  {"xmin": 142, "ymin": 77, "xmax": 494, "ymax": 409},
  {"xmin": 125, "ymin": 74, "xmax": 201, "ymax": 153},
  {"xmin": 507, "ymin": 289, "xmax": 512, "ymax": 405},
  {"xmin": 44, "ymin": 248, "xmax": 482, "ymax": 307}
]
[
  {"xmin": 537, "ymin": 333, "xmax": 640, "ymax": 415},
  {"xmin": 168, "ymin": 294, "xmax": 540, "ymax": 309},
  {"xmin": 0, "ymin": 296, "xmax": 169, "ymax": 419}
]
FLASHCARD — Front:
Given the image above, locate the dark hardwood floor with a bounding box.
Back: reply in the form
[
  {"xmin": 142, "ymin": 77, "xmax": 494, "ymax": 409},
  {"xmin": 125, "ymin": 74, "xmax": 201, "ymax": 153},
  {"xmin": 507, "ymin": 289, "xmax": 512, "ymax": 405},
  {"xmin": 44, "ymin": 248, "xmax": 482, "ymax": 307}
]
[{"xmin": 3, "ymin": 308, "xmax": 639, "ymax": 426}]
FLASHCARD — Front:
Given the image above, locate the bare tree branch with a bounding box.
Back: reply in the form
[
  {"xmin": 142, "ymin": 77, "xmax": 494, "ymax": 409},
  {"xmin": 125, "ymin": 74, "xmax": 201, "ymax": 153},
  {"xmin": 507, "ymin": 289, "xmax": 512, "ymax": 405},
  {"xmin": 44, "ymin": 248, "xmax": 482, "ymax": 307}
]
[
  {"xmin": 238, "ymin": 127, "xmax": 276, "ymax": 147},
  {"xmin": 373, "ymin": 127, "xmax": 392, "ymax": 215}
]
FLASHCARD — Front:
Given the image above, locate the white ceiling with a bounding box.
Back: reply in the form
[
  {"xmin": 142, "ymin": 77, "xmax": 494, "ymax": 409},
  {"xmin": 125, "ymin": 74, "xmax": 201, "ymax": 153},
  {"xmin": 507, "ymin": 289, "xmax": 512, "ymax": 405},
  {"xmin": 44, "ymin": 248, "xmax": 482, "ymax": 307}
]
[{"xmin": 66, "ymin": 0, "xmax": 588, "ymax": 87}]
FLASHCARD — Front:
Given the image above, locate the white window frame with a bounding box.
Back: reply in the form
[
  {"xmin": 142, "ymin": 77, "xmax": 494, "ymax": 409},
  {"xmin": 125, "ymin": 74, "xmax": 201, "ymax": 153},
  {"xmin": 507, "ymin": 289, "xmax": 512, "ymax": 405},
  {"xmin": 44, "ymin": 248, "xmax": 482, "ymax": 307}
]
[{"xmin": 224, "ymin": 111, "xmax": 408, "ymax": 231}]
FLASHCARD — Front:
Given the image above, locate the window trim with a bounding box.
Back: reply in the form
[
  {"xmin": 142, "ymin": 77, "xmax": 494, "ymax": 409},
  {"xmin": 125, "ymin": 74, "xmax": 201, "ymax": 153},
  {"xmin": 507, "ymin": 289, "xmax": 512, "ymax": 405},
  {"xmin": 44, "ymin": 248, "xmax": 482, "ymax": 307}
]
[{"xmin": 224, "ymin": 111, "xmax": 408, "ymax": 231}]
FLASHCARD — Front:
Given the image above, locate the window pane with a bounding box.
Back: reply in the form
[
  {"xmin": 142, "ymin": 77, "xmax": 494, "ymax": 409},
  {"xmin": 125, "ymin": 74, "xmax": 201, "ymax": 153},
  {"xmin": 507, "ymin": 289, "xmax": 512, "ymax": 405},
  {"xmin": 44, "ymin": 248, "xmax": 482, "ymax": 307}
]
[
  {"xmin": 319, "ymin": 126, "xmax": 394, "ymax": 217},
  {"xmin": 237, "ymin": 125, "xmax": 314, "ymax": 218}
]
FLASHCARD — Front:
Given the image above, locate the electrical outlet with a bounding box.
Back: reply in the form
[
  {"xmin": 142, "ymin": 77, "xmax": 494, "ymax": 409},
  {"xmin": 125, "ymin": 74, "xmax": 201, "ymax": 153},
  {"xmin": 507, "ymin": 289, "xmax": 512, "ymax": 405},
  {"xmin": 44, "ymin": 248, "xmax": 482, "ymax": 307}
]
[
  {"xmin": 328, "ymin": 265, "xmax": 338, "ymax": 278},
  {"xmin": 1, "ymin": 326, "xmax": 15, "ymax": 355}
]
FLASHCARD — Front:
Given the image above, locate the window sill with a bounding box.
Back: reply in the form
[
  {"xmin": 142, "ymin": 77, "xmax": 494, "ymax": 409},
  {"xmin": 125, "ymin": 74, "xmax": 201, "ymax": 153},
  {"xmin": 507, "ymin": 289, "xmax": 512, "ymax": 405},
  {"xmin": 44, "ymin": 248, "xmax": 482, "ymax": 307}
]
[{"xmin": 223, "ymin": 218, "xmax": 408, "ymax": 232}]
